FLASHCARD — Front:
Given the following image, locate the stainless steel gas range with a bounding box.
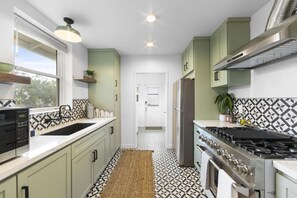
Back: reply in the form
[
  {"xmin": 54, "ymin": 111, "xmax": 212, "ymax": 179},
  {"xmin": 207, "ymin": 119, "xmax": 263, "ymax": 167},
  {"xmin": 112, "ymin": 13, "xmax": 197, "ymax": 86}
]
[{"xmin": 195, "ymin": 125, "xmax": 297, "ymax": 198}]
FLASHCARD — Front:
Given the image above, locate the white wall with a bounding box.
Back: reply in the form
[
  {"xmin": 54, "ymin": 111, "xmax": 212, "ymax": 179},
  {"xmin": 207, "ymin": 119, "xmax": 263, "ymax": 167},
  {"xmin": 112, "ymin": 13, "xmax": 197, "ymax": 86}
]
[
  {"xmin": 229, "ymin": 0, "xmax": 297, "ymax": 98},
  {"xmin": 0, "ymin": 0, "xmax": 88, "ymax": 103},
  {"xmin": 121, "ymin": 55, "xmax": 181, "ymax": 148},
  {"xmin": 72, "ymin": 44, "xmax": 89, "ymax": 99},
  {"xmin": 136, "ymin": 73, "xmax": 166, "ymax": 128}
]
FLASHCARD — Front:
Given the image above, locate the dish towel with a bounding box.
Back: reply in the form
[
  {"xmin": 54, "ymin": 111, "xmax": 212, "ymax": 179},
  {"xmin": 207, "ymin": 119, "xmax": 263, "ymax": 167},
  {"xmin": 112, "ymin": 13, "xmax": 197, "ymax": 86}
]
[
  {"xmin": 217, "ymin": 169, "xmax": 238, "ymax": 198},
  {"xmin": 200, "ymin": 150, "xmax": 211, "ymax": 190}
]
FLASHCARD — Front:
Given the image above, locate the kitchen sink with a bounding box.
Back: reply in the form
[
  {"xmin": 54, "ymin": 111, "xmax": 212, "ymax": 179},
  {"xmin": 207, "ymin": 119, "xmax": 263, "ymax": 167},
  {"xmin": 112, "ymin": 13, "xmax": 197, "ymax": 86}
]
[{"xmin": 42, "ymin": 123, "xmax": 95, "ymax": 136}]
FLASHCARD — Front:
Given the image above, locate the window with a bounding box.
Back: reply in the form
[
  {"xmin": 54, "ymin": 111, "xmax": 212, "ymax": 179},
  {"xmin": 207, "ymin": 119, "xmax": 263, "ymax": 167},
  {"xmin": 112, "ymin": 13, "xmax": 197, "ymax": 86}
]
[
  {"xmin": 13, "ymin": 14, "xmax": 67, "ymax": 109},
  {"xmin": 14, "ymin": 32, "xmax": 59, "ymax": 108}
]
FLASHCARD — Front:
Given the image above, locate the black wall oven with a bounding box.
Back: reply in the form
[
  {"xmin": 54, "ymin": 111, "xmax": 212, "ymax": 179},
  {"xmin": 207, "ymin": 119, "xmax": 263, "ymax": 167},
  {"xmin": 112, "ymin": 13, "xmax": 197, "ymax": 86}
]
[{"xmin": 0, "ymin": 108, "xmax": 29, "ymax": 163}]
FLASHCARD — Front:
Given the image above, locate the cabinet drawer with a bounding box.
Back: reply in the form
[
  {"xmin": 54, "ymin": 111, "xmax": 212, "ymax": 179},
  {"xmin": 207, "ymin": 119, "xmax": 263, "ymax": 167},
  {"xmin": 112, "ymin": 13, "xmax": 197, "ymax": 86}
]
[
  {"xmin": 276, "ymin": 173, "xmax": 297, "ymax": 198},
  {"xmin": 72, "ymin": 127, "xmax": 106, "ymax": 159}
]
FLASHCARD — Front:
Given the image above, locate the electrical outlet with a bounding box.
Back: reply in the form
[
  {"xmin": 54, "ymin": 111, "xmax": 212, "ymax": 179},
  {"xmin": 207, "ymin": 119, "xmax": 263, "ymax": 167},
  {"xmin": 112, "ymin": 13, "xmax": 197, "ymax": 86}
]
[{"xmin": 238, "ymin": 104, "xmax": 243, "ymax": 114}]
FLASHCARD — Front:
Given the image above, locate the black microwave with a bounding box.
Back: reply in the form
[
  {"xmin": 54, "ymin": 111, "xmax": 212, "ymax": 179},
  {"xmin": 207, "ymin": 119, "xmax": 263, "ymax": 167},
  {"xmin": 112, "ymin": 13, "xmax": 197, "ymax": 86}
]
[{"xmin": 0, "ymin": 108, "xmax": 29, "ymax": 163}]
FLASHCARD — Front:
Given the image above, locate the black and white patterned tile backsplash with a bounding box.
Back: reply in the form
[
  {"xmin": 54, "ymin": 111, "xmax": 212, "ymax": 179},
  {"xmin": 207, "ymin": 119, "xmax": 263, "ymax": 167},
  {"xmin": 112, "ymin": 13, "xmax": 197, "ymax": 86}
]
[
  {"xmin": 30, "ymin": 99, "xmax": 89, "ymax": 131},
  {"xmin": 0, "ymin": 98, "xmax": 88, "ymax": 131},
  {"xmin": 233, "ymin": 98, "xmax": 297, "ymax": 136},
  {"xmin": 0, "ymin": 99, "xmax": 16, "ymax": 107}
]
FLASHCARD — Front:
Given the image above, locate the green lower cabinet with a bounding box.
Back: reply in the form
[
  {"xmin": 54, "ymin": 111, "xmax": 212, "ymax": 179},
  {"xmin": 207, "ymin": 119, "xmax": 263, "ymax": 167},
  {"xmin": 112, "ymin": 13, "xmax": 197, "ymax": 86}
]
[
  {"xmin": 0, "ymin": 176, "xmax": 16, "ymax": 198},
  {"xmin": 72, "ymin": 134, "xmax": 108, "ymax": 198},
  {"xmin": 93, "ymin": 136, "xmax": 107, "ymax": 180},
  {"xmin": 17, "ymin": 146, "xmax": 71, "ymax": 198},
  {"xmin": 276, "ymin": 173, "xmax": 297, "ymax": 198},
  {"xmin": 72, "ymin": 145, "xmax": 95, "ymax": 198},
  {"xmin": 109, "ymin": 123, "xmax": 116, "ymax": 158}
]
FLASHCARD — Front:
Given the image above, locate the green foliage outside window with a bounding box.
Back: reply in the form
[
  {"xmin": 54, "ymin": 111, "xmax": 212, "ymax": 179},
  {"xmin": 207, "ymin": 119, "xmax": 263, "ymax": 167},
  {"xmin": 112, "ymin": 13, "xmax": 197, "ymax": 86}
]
[{"xmin": 15, "ymin": 72, "xmax": 58, "ymax": 108}]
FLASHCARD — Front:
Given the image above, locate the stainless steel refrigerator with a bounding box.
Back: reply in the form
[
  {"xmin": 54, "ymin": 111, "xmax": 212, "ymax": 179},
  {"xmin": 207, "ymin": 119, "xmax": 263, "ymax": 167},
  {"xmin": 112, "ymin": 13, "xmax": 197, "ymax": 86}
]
[{"xmin": 173, "ymin": 78, "xmax": 194, "ymax": 166}]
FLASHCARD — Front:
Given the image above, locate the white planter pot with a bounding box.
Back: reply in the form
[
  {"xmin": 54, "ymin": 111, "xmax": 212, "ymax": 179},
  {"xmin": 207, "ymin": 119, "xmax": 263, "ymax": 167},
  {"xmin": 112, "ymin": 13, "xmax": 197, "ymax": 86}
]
[{"xmin": 219, "ymin": 114, "xmax": 226, "ymax": 122}]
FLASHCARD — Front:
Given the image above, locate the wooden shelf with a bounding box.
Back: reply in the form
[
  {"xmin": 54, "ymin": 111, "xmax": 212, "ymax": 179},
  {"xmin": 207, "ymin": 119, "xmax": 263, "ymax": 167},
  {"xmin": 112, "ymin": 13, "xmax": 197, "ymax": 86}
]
[
  {"xmin": 0, "ymin": 72, "xmax": 31, "ymax": 84},
  {"xmin": 74, "ymin": 75, "xmax": 97, "ymax": 83}
]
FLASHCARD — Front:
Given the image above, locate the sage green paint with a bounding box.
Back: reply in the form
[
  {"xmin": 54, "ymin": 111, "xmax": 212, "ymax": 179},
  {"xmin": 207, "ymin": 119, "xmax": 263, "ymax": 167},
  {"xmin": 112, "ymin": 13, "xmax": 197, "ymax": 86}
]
[
  {"xmin": 182, "ymin": 41, "xmax": 194, "ymax": 77},
  {"xmin": 72, "ymin": 144, "xmax": 95, "ymax": 198},
  {"xmin": 276, "ymin": 173, "xmax": 297, "ymax": 198},
  {"xmin": 0, "ymin": 176, "xmax": 16, "ymax": 198},
  {"xmin": 210, "ymin": 17, "xmax": 251, "ymax": 87},
  {"xmin": 88, "ymin": 49, "xmax": 121, "ymax": 150},
  {"xmin": 17, "ymin": 146, "xmax": 71, "ymax": 198},
  {"xmin": 72, "ymin": 126, "xmax": 110, "ymax": 198},
  {"xmin": 71, "ymin": 127, "xmax": 106, "ymax": 159},
  {"xmin": 88, "ymin": 49, "xmax": 117, "ymax": 111},
  {"xmin": 192, "ymin": 37, "xmax": 224, "ymax": 119}
]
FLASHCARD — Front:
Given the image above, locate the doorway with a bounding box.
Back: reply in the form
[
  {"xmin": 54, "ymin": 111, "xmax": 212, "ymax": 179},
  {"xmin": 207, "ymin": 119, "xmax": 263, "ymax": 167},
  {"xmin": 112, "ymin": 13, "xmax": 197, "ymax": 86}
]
[{"xmin": 135, "ymin": 73, "xmax": 167, "ymax": 147}]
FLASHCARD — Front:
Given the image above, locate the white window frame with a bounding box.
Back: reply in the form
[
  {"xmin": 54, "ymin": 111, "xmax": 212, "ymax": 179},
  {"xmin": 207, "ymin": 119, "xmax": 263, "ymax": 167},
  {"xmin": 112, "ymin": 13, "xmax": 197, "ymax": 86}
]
[{"xmin": 14, "ymin": 12, "xmax": 68, "ymax": 114}]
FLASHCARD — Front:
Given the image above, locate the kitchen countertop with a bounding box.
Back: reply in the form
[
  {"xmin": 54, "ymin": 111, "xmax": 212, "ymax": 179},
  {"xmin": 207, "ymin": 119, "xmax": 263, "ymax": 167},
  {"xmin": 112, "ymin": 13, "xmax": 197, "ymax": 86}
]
[
  {"xmin": 193, "ymin": 120, "xmax": 240, "ymax": 128},
  {"xmin": 273, "ymin": 160, "xmax": 297, "ymax": 180},
  {"xmin": 0, "ymin": 117, "xmax": 115, "ymax": 182}
]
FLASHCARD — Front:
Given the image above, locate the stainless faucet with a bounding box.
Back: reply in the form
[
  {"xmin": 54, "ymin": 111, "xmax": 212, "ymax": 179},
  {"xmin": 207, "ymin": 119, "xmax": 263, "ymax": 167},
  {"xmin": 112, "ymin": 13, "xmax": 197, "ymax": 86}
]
[{"xmin": 44, "ymin": 105, "xmax": 72, "ymax": 123}]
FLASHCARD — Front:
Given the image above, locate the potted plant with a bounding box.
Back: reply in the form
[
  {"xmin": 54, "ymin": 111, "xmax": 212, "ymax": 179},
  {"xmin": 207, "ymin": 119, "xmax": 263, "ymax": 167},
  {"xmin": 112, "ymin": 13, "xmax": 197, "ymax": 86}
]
[
  {"xmin": 214, "ymin": 93, "xmax": 234, "ymax": 122},
  {"xmin": 84, "ymin": 70, "xmax": 95, "ymax": 77}
]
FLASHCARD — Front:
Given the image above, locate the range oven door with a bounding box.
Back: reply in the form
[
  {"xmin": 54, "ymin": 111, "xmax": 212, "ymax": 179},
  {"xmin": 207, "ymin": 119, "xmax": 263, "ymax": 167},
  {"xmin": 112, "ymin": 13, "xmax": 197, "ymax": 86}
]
[{"xmin": 205, "ymin": 156, "xmax": 258, "ymax": 198}]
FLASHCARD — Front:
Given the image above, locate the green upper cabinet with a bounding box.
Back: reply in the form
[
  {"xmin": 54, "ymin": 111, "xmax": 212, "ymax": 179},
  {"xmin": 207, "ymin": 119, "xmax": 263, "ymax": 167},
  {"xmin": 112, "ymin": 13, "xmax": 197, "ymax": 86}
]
[
  {"xmin": 210, "ymin": 17, "xmax": 251, "ymax": 87},
  {"xmin": 88, "ymin": 49, "xmax": 121, "ymax": 150},
  {"xmin": 182, "ymin": 40, "xmax": 194, "ymax": 78},
  {"xmin": 193, "ymin": 37, "xmax": 224, "ymax": 119}
]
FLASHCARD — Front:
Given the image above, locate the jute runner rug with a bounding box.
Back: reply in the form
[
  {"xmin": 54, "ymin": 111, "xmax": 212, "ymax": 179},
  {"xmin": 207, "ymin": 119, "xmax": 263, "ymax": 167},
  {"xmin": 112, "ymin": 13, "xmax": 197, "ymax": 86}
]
[{"xmin": 100, "ymin": 150, "xmax": 155, "ymax": 198}]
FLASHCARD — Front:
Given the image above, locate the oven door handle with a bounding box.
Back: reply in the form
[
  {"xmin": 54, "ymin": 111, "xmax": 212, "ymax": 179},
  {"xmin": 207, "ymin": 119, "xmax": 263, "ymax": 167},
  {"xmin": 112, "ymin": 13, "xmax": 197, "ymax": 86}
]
[{"xmin": 232, "ymin": 183, "xmax": 256, "ymax": 197}]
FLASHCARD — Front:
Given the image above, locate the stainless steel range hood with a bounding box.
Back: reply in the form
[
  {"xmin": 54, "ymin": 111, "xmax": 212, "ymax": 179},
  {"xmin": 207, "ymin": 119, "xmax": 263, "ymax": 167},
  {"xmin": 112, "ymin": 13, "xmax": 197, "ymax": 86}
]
[{"xmin": 214, "ymin": 0, "xmax": 297, "ymax": 71}]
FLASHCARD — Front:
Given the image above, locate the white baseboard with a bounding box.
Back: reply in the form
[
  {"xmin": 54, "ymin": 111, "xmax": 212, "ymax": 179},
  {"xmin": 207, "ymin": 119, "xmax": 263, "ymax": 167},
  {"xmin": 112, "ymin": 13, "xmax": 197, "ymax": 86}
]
[{"xmin": 121, "ymin": 144, "xmax": 136, "ymax": 149}]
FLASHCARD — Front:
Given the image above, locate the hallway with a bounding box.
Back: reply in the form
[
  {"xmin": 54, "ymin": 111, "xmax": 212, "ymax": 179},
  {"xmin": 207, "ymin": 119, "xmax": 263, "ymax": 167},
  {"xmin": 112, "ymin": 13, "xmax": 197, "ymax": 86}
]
[{"xmin": 87, "ymin": 130, "xmax": 206, "ymax": 197}]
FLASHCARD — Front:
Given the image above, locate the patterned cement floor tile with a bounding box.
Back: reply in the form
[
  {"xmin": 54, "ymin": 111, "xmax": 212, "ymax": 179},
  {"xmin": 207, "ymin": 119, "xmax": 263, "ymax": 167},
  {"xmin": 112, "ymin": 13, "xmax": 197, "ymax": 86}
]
[{"xmin": 86, "ymin": 130, "xmax": 207, "ymax": 198}]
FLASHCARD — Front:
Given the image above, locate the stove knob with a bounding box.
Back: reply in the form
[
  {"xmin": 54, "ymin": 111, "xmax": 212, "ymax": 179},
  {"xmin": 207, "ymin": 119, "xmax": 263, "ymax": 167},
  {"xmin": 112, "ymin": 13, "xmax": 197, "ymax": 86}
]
[
  {"xmin": 222, "ymin": 153, "xmax": 231, "ymax": 161},
  {"xmin": 199, "ymin": 135, "xmax": 206, "ymax": 142},
  {"xmin": 231, "ymin": 159, "xmax": 240, "ymax": 167},
  {"xmin": 237, "ymin": 165, "xmax": 249, "ymax": 176},
  {"xmin": 207, "ymin": 140, "xmax": 213, "ymax": 145},
  {"xmin": 217, "ymin": 148, "xmax": 224, "ymax": 156},
  {"xmin": 228, "ymin": 158, "xmax": 235, "ymax": 166},
  {"xmin": 202, "ymin": 136, "xmax": 207, "ymax": 142},
  {"xmin": 210, "ymin": 142, "xmax": 218, "ymax": 149}
]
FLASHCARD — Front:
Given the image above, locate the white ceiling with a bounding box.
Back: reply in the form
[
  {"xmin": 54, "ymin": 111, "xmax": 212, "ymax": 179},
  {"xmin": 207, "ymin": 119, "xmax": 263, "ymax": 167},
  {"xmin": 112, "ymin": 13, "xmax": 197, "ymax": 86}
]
[{"xmin": 25, "ymin": 0, "xmax": 270, "ymax": 55}]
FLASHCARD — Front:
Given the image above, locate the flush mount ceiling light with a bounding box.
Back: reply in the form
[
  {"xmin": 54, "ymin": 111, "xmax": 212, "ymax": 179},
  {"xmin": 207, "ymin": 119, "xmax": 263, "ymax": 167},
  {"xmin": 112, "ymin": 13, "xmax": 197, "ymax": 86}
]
[
  {"xmin": 146, "ymin": 14, "xmax": 156, "ymax": 22},
  {"xmin": 54, "ymin": 17, "xmax": 82, "ymax": 43},
  {"xmin": 146, "ymin": 42, "xmax": 154, "ymax": 47}
]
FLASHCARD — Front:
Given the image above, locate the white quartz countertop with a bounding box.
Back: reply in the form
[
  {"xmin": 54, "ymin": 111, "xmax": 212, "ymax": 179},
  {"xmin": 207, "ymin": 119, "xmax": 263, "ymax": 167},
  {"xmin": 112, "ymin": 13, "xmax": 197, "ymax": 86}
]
[
  {"xmin": 273, "ymin": 160, "xmax": 297, "ymax": 180},
  {"xmin": 0, "ymin": 117, "xmax": 115, "ymax": 182},
  {"xmin": 193, "ymin": 120, "xmax": 240, "ymax": 128}
]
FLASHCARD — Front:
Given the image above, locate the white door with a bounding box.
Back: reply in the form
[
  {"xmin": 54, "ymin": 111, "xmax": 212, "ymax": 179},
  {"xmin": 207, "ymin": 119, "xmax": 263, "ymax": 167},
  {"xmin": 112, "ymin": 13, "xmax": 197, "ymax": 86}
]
[{"xmin": 145, "ymin": 86, "xmax": 162, "ymax": 127}]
